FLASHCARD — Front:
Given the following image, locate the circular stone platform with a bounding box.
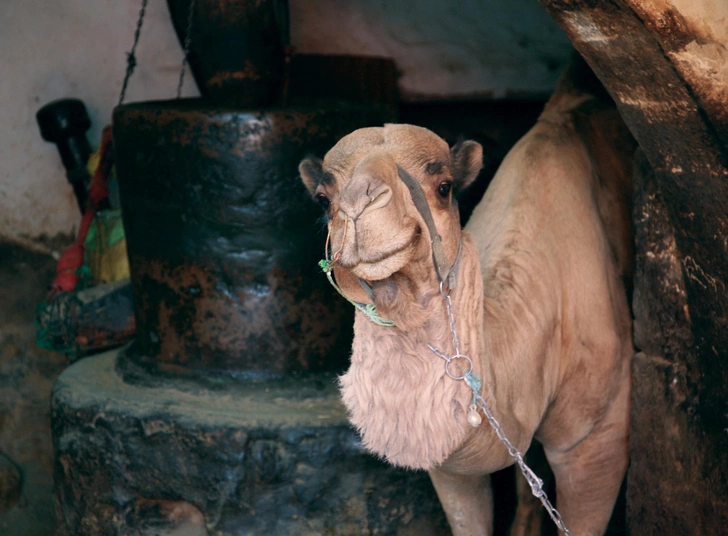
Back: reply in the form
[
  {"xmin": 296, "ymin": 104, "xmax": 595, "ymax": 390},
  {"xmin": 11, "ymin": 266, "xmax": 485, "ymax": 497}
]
[{"xmin": 51, "ymin": 349, "xmax": 450, "ymax": 535}]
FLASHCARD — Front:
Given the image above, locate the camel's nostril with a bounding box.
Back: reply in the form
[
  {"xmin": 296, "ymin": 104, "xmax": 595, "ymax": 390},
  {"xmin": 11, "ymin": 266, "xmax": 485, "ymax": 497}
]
[
  {"xmin": 339, "ymin": 182, "xmax": 392, "ymax": 220},
  {"xmin": 361, "ymin": 184, "xmax": 393, "ymax": 217}
]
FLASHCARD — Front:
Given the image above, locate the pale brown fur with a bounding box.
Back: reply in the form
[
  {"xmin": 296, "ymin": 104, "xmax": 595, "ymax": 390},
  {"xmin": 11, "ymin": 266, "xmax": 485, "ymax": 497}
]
[{"xmin": 300, "ymin": 64, "xmax": 635, "ymax": 535}]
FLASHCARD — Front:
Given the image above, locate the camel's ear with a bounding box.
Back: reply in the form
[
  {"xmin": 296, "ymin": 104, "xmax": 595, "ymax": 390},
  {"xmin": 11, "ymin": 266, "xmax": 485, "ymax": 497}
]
[
  {"xmin": 299, "ymin": 156, "xmax": 325, "ymax": 195},
  {"xmin": 450, "ymin": 140, "xmax": 483, "ymax": 191}
]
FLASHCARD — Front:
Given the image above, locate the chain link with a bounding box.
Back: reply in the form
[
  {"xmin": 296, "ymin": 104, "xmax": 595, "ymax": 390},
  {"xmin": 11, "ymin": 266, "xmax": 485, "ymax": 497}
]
[
  {"xmin": 440, "ymin": 281, "xmax": 461, "ymax": 356},
  {"xmin": 429, "ymin": 283, "xmax": 572, "ymax": 536},
  {"xmin": 474, "ymin": 392, "xmax": 571, "ymax": 535}
]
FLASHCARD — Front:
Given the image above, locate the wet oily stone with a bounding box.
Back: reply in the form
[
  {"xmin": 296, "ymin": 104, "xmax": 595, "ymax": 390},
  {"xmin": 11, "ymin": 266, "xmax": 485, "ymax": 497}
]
[
  {"xmin": 113, "ymin": 102, "xmax": 385, "ymax": 380},
  {"xmin": 52, "ymin": 350, "xmax": 450, "ymax": 536},
  {"xmin": 166, "ymin": 0, "xmax": 287, "ymax": 106}
]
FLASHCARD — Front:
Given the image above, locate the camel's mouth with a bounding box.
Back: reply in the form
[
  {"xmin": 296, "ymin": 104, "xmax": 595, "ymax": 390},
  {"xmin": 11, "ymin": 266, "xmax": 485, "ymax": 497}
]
[{"xmin": 333, "ymin": 221, "xmax": 422, "ymax": 281}]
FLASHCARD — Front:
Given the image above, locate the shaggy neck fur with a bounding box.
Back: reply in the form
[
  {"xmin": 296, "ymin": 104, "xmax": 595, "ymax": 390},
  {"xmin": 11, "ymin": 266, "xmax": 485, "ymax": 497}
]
[{"xmin": 339, "ymin": 233, "xmax": 484, "ymax": 470}]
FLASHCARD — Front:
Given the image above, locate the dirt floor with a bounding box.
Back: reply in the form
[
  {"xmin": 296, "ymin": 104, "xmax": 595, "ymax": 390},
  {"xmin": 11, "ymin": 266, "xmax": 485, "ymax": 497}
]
[{"xmin": 0, "ymin": 241, "xmax": 70, "ymax": 536}]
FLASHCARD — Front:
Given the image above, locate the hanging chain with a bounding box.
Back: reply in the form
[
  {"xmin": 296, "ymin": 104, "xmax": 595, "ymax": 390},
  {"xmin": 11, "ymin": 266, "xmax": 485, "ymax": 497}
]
[
  {"xmin": 428, "ymin": 283, "xmax": 572, "ymax": 536},
  {"xmin": 118, "ymin": 0, "xmax": 149, "ymax": 106},
  {"xmin": 428, "ymin": 282, "xmax": 473, "ymax": 381},
  {"xmin": 443, "ymin": 283, "xmax": 461, "ymax": 356},
  {"xmin": 176, "ymin": 0, "xmax": 198, "ymax": 98},
  {"xmin": 473, "ymin": 391, "xmax": 571, "ymax": 535}
]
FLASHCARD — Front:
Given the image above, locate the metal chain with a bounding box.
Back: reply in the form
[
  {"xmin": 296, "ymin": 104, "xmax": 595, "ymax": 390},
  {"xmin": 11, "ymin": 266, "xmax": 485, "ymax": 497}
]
[
  {"xmin": 118, "ymin": 0, "xmax": 149, "ymax": 106},
  {"xmin": 428, "ymin": 283, "xmax": 572, "ymax": 536},
  {"xmin": 442, "ymin": 282, "xmax": 461, "ymax": 356},
  {"xmin": 176, "ymin": 0, "xmax": 198, "ymax": 98},
  {"xmin": 474, "ymin": 392, "xmax": 571, "ymax": 535}
]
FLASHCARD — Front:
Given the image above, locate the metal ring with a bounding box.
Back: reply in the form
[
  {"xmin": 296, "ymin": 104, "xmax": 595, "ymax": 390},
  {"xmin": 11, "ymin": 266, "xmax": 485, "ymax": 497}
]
[
  {"xmin": 439, "ymin": 280, "xmax": 450, "ymax": 299},
  {"xmin": 445, "ymin": 354, "xmax": 473, "ymax": 380}
]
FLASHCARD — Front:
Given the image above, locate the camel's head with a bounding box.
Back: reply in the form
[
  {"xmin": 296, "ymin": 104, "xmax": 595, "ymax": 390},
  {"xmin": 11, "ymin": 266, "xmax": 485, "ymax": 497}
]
[{"xmin": 300, "ymin": 124, "xmax": 482, "ymax": 326}]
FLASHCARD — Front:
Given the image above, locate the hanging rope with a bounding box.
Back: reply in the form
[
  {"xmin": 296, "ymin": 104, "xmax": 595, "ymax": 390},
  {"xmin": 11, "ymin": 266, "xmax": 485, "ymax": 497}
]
[
  {"xmin": 118, "ymin": 0, "xmax": 198, "ymax": 103},
  {"xmin": 118, "ymin": 0, "xmax": 149, "ymax": 106},
  {"xmin": 176, "ymin": 0, "xmax": 198, "ymax": 98}
]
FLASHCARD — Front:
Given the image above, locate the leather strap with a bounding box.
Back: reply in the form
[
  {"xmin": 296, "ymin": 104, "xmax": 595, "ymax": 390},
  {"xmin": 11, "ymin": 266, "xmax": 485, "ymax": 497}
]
[
  {"xmin": 358, "ymin": 278, "xmax": 375, "ymax": 301},
  {"xmin": 396, "ymin": 165, "xmax": 458, "ymax": 289}
]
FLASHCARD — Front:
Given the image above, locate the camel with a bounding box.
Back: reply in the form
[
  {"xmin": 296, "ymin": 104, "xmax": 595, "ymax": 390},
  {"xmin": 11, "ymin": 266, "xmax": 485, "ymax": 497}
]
[{"xmin": 299, "ymin": 60, "xmax": 635, "ymax": 536}]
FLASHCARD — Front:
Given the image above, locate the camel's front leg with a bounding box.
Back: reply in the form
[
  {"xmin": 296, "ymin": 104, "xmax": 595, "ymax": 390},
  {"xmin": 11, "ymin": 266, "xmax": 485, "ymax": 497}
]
[
  {"xmin": 544, "ymin": 379, "xmax": 630, "ymax": 536},
  {"xmin": 428, "ymin": 468, "xmax": 493, "ymax": 536}
]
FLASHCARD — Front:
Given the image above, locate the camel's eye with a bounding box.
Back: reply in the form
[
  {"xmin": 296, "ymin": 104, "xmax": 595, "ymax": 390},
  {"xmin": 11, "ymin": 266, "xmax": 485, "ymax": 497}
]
[
  {"xmin": 437, "ymin": 182, "xmax": 452, "ymax": 197},
  {"xmin": 317, "ymin": 194, "xmax": 330, "ymax": 209}
]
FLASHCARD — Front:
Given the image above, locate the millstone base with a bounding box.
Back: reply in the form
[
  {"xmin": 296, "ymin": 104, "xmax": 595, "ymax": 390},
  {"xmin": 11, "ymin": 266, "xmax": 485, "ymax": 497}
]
[{"xmin": 51, "ymin": 350, "xmax": 449, "ymax": 535}]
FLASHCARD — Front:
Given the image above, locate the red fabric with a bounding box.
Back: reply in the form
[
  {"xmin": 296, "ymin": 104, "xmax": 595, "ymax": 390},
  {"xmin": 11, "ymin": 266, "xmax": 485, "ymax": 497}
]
[
  {"xmin": 50, "ymin": 126, "xmax": 115, "ymax": 295},
  {"xmin": 53, "ymin": 242, "xmax": 84, "ymax": 291}
]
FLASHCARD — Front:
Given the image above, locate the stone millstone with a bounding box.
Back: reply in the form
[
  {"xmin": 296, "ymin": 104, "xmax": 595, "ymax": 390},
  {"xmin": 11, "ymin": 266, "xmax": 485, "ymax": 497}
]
[
  {"xmin": 52, "ymin": 350, "xmax": 450, "ymax": 535},
  {"xmin": 113, "ymin": 102, "xmax": 385, "ymax": 380}
]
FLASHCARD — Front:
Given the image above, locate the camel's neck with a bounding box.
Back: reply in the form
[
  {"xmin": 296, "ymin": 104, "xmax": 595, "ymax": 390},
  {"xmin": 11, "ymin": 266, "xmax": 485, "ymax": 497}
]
[{"xmin": 339, "ymin": 234, "xmax": 487, "ymax": 471}]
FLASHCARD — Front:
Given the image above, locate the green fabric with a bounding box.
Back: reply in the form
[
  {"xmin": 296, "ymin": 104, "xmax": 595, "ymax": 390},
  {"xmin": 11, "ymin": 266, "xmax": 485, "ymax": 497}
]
[
  {"xmin": 319, "ymin": 259, "xmax": 396, "ymax": 327},
  {"xmin": 85, "ymin": 209, "xmax": 125, "ymax": 252},
  {"xmin": 35, "ymin": 293, "xmax": 79, "ymax": 355}
]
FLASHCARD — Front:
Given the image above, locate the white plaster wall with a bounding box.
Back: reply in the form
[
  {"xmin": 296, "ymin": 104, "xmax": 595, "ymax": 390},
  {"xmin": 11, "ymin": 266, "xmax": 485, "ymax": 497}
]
[
  {"xmin": 0, "ymin": 0, "xmax": 199, "ymax": 247},
  {"xmin": 291, "ymin": 0, "xmax": 573, "ymax": 100},
  {"xmin": 1, "ymin": 0, "xmax": 571, "ymax": 244}
]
